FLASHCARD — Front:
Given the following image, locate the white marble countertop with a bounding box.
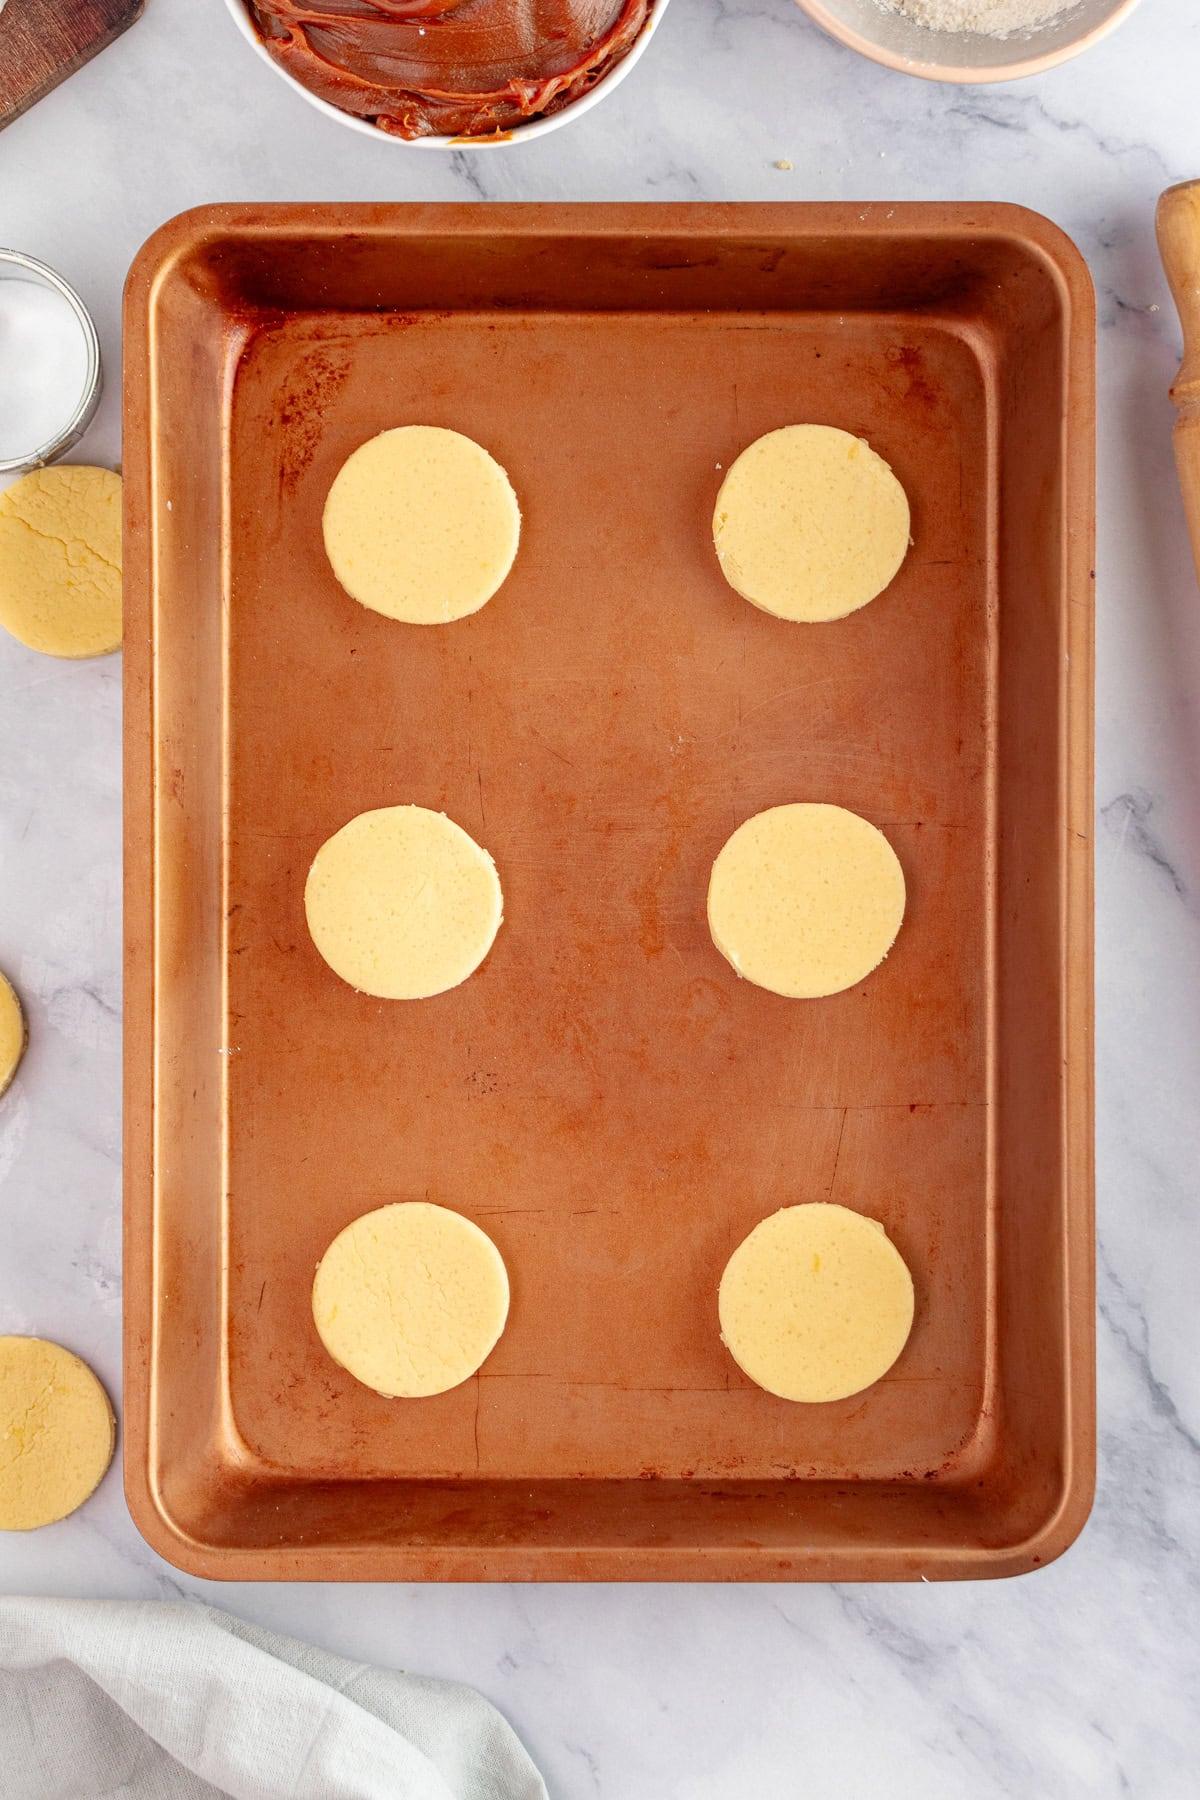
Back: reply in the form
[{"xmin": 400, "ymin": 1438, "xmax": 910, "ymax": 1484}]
[{"xmin": 2, "ymin": 0, "xmax": 1199, "ymax": 1793}]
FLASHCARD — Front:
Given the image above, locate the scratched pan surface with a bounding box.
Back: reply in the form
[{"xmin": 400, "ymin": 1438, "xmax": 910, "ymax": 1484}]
[{"xmin": 123, "ymin": 204, "xmax": 1094, "ymax": 1580}]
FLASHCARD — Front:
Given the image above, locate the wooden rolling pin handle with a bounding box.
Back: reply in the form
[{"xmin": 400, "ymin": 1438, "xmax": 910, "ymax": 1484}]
[{"xmin": 1156, "ymin": 180, "xmax": 1200, "ymax": 586}]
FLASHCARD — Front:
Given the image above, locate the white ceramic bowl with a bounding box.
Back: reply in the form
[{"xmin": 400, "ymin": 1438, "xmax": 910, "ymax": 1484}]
[
  {"xmin": 794, "ymin": 0, "xmax": 1143, "ymax": 83},
  {"xmin": 221, "ymin": 0, "xmax": 671, "ymax": 147}
]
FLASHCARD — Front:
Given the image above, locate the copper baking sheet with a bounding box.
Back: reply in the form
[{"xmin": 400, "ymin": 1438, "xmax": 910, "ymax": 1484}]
[{"xmin": 123, "ymin": 204, "xmax": 1094, "ymax": 1581}]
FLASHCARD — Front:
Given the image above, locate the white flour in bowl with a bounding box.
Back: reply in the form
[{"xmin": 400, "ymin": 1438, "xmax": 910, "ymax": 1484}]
[{"xmin": 884, "ymin": 0, "xmax": 1079, "ymax": 32}]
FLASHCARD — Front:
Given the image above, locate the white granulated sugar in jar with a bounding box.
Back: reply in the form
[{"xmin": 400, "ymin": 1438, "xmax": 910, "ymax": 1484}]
[
  {"xmin": 0, "ymin": 278, "xmax": 89, "ymax": 464},
  {"xmin": 887, "ymin": 0, "xmax": 1078, "ymax": 33}
]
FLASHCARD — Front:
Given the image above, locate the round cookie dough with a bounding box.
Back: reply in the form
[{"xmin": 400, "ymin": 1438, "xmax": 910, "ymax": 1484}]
[
  {"xmin": 708, "ymin": 803, "xmax": 905, "ymax": 999},
  {"xmin": 0, "ymin": 972, "xmax": 26, "ymax": 1099},
  {"xmin": 0, "ymin": 1336, "xmax": 116, "ymax": 1529},
  {"xmin": 712, "ymin": 424, "xmax": 910, "ymax": 622},
  {"xmin": 322, "ymin": 425, "xmax": 520, "ymax": 625},
  {"xmin": 305, "ymin": 805, "xmax": 503, "ymax": 1000},
  {"xmin": 0, "ymin": 466, "xmax": 122, "ymax": 657},
  {"xmin": 312, "ymin": 1202, "xmax": 510, "ymax": 1399},
  {"xmin": 719, "ymin": 1203, "xmax": 915, "ymax": 1403}
]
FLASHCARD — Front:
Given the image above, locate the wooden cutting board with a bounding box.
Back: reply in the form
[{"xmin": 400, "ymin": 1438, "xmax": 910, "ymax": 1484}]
[{"xmin": 0, "ymin": 0, "xmax": 144, "ymax": 131}]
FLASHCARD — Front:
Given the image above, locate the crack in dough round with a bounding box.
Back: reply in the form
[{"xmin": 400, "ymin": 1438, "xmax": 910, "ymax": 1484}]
[
  {"xmin": 305, "ymin": 805, "xmax": 503, "ymax": 1000},
  {"xmin": 712, "ymin": 424, "xmax": 910, "ymax": 622},
  {"xmin": 719, "ymin": 1203, "xmax": 915, "ymax": 1403},
  {"xmin": 708, "ymin": 803, "xmax": 905, "ymax": 999},
  {"xmin": 323, "ymin": 426, "xmax": 520, "ymax": 625},
  {"xmin": 0, "ymin": 1336, "xmax": 116, "ymax": 1529},
  {"xmin": 312, "ymin": 1203, "xmax": 510, "ymax": 1399},
  {"xmin": 0, "ymin": 466, "xmax": 122, "ymax": 657}
]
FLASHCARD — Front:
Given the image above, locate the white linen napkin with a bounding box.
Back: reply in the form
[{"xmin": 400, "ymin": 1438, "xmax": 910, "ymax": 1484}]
[{"xmin": 0, "ymin": 1597, "xmax": 548, "ymax": 1800}]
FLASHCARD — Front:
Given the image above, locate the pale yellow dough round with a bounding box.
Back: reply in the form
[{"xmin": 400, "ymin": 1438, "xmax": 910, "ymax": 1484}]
[
  {"xmin": 313, "ymin": 1202, "xmax": 510, "ymax": 1398},
  {"xmin": 0, "ymin": 1336, "xmax": 116, "ymax": 1529},
  {"xmin": 712, "ymin": 424, "xmax": 910, "ymax": 622},
  {"xmin": 708, "ymin": 803, "xmax": 905, "ymax": 999},
  {"xmin": 0, "ymin": 972, "xmax": 26, "ymax": 1099},
  {"xmin": 323, "ymin": 426, "xmax": 520, "ymax": 624},
  {"xmin": 305, "ymin": 805, "xmax": 503, "ymax": 1000},
  {"xmin": 0, "ymin": 467, "xmax": 122, "ymax": 657},
  {"xmin": 719, "ymin": 1203, "xmax": 914, "ymax": 1403}
]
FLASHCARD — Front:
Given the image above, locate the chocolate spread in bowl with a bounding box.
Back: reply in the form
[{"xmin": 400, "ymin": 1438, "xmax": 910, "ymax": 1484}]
[{"xmin": 244, "ymin": 1, "xmax": 656, "ymax": 141}]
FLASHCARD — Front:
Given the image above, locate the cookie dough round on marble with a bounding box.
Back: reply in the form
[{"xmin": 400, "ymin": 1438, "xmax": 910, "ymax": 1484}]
[
  {"xmin": 0, "ymin": 1336, "xmax": 116, "ymax": 1529},
  {"xmin": 322, "ymin": 426, "xmax": 521, "ymax": 624},
  {"xmin": 712, "ymin": 424, "xmax": 910, "ymax": 622},
  {"xmin": 312, "ymin": 1202, "xmax": 510, "ymax": 1398},
  {"xmin": 708, "ymin": 803, "xmax": 905, "ymax": 999},
  {"xmin": 719, "ymin": 1203, "xmax": 915, "ymax": 1403},
  {"xmin": 305, "ymin": 805, "xmax": 503, "ymax": 1000},
  {"xmin": 0, "ymin": 466, "xmax": 122, "ymax": 657},
  {"xmin": 0, "ymin": 972, "xmax": 26, "ymax": 1099}
]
